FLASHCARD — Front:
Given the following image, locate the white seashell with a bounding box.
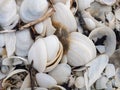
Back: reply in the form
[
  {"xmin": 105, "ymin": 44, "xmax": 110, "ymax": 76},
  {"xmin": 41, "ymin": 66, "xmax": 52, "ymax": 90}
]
[
  {"xmin": 0, "ymin": 0, "xmax": 19, "ymax": 29},
  {"xmin": 75, "ymin": 76, "xmax": 85, "ymax": 88},
  {"xmin": 67, "ymin": 32, "xmax": 96, "ymax": 66},
  {"xmin": 60, "ymin": 55, "xmax": 67, "ymax": 64},
  {"xmin": 15, "ymin": 29, "xmax": 34, "ymax": 57},
  {"xmin": 86, "ymin": 54, "xmax": 109, "ymax": 87},
  {"xmin": 115, "ymin": 68, "xmax": 120, "ymax": 88},
  {"xmin": 20, "ymin": 0, "xmax": 49, "ymax": 23},
  {"xmin": 84, "ymin": 18, "xmax": 96, "ymax": 30},
  {"xmin": 104, "ymin": 64, "xmax": 115, "ymax": 78},
  {"xmin": 96, "ymin": 0, "xmax": 116, "ymax": 5},
  {"xmin": 1, "ymin": 65, "xmax": 9, "ymax": 74},
  {"xmin": 115, "ymin": 8, "xmax": 120, "ymax": 21},
  {"xmin": 50, "ymin": 85, "xmax": 66, "ymax": 90},
  {"xmin": 49, "ymin": 63, "xmax": 71, "ymax": 84},
  {"xmin": 24, "ymin": 87, "xmax": 48, "ymax": 90},
  {"xmin": 52, "ymin": 0, "xmax": 68, "ymax": 4},
  {"xmin": 95, "ymin": 76, "xmax": 108, "ymax": 89},
  {"xmin": 105, "ymin": 80, "xmax": 113, "ymax": 90},
  {"xmin": 52, "ymin": 3, "xmax": 77, "ymax": 33},
  {"xmin": 78, "ymin": 0, "xmax": 94, "ymax": 10},
  {"xmin": 96, "ymin": 45, "xmax": 105, "ymax": 54},
  {"xmin": 35, "ymin": 22, "xmax": 44, "ymax": 34},
  {"xmin": 0, "ymin": 34, "xmax": 5, "ymax": 47},
  {"xmin": 4, "ymin": 32, "xmax": 16, "ymax": 57},
  {"xmin": 36, "ymin": 73, "xmax": 57, "ymax": 88},
  {"xmin": 89, "ymin": 26, "xmax": 116, "ymax": 57}
]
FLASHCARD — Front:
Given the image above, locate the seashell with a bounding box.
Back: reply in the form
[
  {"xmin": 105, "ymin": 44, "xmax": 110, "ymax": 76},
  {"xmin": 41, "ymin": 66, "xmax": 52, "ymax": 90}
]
[
  {"xmin": 115, "ymin": 8, "xmax": 120, "ymax": 21},
  {"xmin": 96, "ymin": 0, "xmax": 116, "ymax": 5},
  {"xmin": 104, "ymin": 64, "xmax": 115, "ymax": 78},
  {"xmin": 0, "ymin": 0, "xmax": 19, "ymax": 29},
  {"xmin": 34, "ymin": 22, "xmax": 44, "ymax": 35},
  {"xmin": 74, "ymin": 76, "xmax": 85, "ymax": 88},
  {"xmin": 20, "ymin": 0, "xmax": 49, "ymax": 23},
  {"xmin": 52, "ymin": 3, "xmax": 77, "ymax": 33},
  {"xmin": 95, "ymin": 76, "xmax": 108, "ymax": 89},
  {"xmin": 1, "ymin": 65, "xmax": 9, "ymax": 74},
  {"xmin": 0, "ymin": 34, "xmax": 5, "ymax": 47},
  {"xmin": 96, "ymin": 45, "xmax": 105, "ymax": 54},
  {"xmin": 15, "ymin": 29, "xmax": 34, "ymax": 57},
  {"xmin": 67, "ymin": 32, "xmax": 96, "ymax": 66},
  {"xmin": 78, "ymin": 0, "xmax": 94, "ymax": 10},
  {"xmin": 50, "ymin": 85, "xmax": 66, "ymax": 90},
  {"xmin": 105, "ymin": 80, "xmax": 113, "ymax": 90},
  {"xmin": 86, "ymin": 54, "xmax": 109, "ymax": 87},
  {"xmin": 115, "ymin": 68, "xmax": 120, "ymax": 88},
  {"xmin": 52, "ymin": 0, "xmax": 68, "ymax": 4},
  {"xmin": 36, "ymin": 73, "xmax": 57, "ymax": 88},
  {"xmin": 83, "ymin": 18, "xmax": 96, "ymax": 30},
  {"xmin": 2, "ymin": 56, "xmax": 29, "ymax": 66},
  {"xmin": 89, "ymin": 26, "xmax": 116, "ymax": 57},
  {"xmin": 4, "ymin": 32, "xmax": 16, "ymax": 57},
  {"xmin": 49, "ymin": 63, "xmax": 71, "ymax": 84},
  {"xmin": 28, "ymin": 35, "xmax": 63, "ymax": 72},
  {"xmin": 24, "ymin": 87, "xmax": 48, "ymax": 90},
  {"xmin": 60, "ymin": 55, "xmax": 67, "ymax": 64}
]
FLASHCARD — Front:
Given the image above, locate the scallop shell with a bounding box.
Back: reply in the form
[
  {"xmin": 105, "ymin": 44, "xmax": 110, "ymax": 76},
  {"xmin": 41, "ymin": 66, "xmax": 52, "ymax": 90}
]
[
  {"xmin": 36, "ymin": 73, "xmax": 57, "ymax": 88},
  {"xmin": 20, "ymin": 0, "xmax": 49, "ymax": 23}
]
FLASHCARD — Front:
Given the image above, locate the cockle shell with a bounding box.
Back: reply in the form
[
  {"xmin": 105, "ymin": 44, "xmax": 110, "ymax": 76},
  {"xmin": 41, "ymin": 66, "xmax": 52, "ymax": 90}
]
[
  {"xmin": 36, "ymin": 73, "xmax": 57, "ymax": 88},
  {"xmin": 67, "ymin": 32, "xmax": 96, "ymax": 66},
  {"xmin": 15, "ymin": 29, "xmax": 34, "ymax": 57},
  {"xmin": 20, "ymin": 0, "xmax": 49, "ymax": 23},
  {"xmin": 89, "ymin": 26, "xmax": 116, "ymax": 57},
  {"xmin": 49, "ymin": 63, "xmax": 71, "ymax": 84},
  {"xmin": 28, "ymin": 35, "xmax": 63, "ymax": 72},
  {"xmin": 0, "ymin": 0, "xmax": 19, "ymax": 29},
  {"xmin": 52, "ymin": 2, "xmax": 77, "ymax": 33}
]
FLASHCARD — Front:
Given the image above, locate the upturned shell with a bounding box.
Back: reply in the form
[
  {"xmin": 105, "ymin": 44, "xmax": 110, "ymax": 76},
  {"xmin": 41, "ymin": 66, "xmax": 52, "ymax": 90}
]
[
  {"xmin": 36, "ymin": 73, "xmax": 57, "ymax": 88},
  {"xmin": 67, "ymin": 32, "xmax": 96, "ymax": 66}
]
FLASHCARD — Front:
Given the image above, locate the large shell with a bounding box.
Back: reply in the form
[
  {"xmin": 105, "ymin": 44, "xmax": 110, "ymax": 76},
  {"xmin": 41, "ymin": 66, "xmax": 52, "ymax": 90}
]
[
  {"xmin": 20, "ymin": 0, "xmax": 49, "ymax": 23},
  {"xmin": 0, "ymin": 0, "xmax": 19, "ymax": 29},
  {"xmin": 52, "ymin": 3, "xmax": 77, "ymax": 33},
  {"xmin": 67, "ymin": 32, "xmax": 96, "ymax": 66},
  {"xmin": 89, "ymin": 26, "xmax": 116, "ymax": 57}
]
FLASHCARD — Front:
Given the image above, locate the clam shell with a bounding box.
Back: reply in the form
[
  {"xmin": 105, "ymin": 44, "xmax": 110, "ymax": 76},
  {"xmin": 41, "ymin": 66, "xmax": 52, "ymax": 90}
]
[
  {"xmin": 86, "ymin": 54, "xmax": 109, "ymax": 87},
  {"xmin": 49, "ymin": 63, "xmax": 71, "ymax": 84},
  {"xmin": 36, "ymin": 73, "xmax": 57, "ymax": 88},
  {"xmin": 89, "ymin": 26, "xmax": 116, "ymax": 57},
  {"xmin": 67, "ymin": 32, "xmax": 96, "ymax": 66},
  {"xmin": 20, "ymin": 0, "xmax": 49, "ymax": 23},
  {"xmin": 52, "ymin": 2, "xmax": 77, "ymax": 33}
]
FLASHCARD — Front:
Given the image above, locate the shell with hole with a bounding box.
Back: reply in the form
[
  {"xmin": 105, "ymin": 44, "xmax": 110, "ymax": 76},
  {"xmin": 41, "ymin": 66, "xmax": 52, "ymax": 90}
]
[
  {"xmin": 0, "ymin": 0, "xmax": 19, "ymax": 29},
  {"xmin": 36, "ymin": 73, "xmax": 57, "ymax": 88},
  {"xmin": 49, "ymin": 63, "xmax": 71, "ymax": 84},
  {"xmin": 20, "ymin": 0, "xmax": 49, "ymax": 23},
  {"xmin": 15, "ymin": 29, "xmax": 34, "ymax": 57},
  {"xmin": 89, "ymin": 26, "xmax": 116, "ymax": 57},
  {"xmin": 67, "ymin": 32, "xmax": 96, "ymax": 66},
  {"xmin": 51, "ymin": 2, "xmax": 77, "ymax": 33},
  {"xmin": 28, "ymin": 35, "xmax": 63, "ymax": 72}
]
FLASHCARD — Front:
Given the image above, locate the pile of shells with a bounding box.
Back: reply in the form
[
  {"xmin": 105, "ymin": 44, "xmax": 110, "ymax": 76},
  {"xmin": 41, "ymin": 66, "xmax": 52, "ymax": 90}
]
[{"xmin": 0, "ymin": 0, "xmax": 120, "ymax": 90}]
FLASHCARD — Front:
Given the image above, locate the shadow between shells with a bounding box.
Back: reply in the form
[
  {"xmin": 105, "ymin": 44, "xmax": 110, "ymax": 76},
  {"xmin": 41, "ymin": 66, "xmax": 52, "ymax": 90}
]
[{"xmin": 0, "ymin": 0, "xmax": 120, "ymax": 90}]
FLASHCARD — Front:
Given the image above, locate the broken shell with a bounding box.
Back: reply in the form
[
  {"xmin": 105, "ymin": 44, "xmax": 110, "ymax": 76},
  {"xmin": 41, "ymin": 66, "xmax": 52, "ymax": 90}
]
[
  {"xmin": 28, "ymin": 35, "xmax": 63, "ymax": 72},
  {"xmin": 36, "ymin": 73, "xmax": 57, "ymax": 88},
  {"xmin": 78, "ymin": 0, "xmax": 94, "ymax": 10},
  {"xmin": 49, "ymin": 63, "xmax": 71, "ymax": 84},
  {"xmin": 95, "ymin": 76, "xmax": 108, "ymax": 89},
  {"xmin": 104, "ymin": 64, "xmax": 115, "ymax": 78},
  {"xmin": 52, "ymin": 2, "xmax": 77, "ymax": 33},
  {"xmin": 75, "ymin": 76, "xmax": 85, "ymax": 88},
  {"xmin": 89, "ymin": 26, "xmax": 116, "ymax": 57},
  {"xmin": 0, "ymin": 0, "xmax": 19, "ymax": 29},
  {"xmin": 86, "ymin": 54, "xmax": 109, "ymax": 87},
  {"xmin": 67, "ymin": 32, "xmax": 96, "ymax": 66},
  {"xmin": 20, "ymin": 0, "xmax": 49, "ymax": 23},
  {"xmin": 15, "ymin": 29, "xmax": 34, "ymax": 57},
  {"xmin": 96, "ymin": 0, "xmax": 116, "ymax": 5},
  {"xmin": 115, "ymin": 8, "xmax": 120, "ymax": 21}
]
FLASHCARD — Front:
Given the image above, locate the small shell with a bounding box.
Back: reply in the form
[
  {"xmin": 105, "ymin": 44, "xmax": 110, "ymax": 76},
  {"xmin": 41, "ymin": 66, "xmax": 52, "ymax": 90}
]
[
  {"xmin": 95, "ymin": 76, "xmax": 108, "ymax": 89},
  {"xmin": 89, "ymin": 26, "xmax": 116, "ymax": 57},
  {"xmin": 86, "ymin": 54, "xmax": 109, "ymax": 87},
  {"xmin": 20, "ymin": 0, "xmax": 49, "ymax": 23},
  {"xmin": 49, "ymin": 63, "xmax": 71, "ymax": 84},
  {"xmin": 75, "ymin": 76, "xmax": 85, "ymax": 88},
  {"xmin": 34, "ymin": 22, "xmax": 44, "ymax": 35},
  {"xmin": 36, "ymin": 73, "xmax": 57, "ymax": 88}
]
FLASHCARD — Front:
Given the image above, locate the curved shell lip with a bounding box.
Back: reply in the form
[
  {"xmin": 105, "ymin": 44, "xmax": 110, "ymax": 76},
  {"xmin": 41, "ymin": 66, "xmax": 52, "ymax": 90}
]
[{"xmin": 45, "ymin": 42, "xmax": 63, "ymax": 72}]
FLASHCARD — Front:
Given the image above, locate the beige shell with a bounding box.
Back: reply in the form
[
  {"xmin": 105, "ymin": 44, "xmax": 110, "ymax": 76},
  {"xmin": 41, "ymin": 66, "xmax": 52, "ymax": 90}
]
[
  {"xmin": 52, "ymin": 2, "xmax": 77, "ymax": 33},
  {"xmin": 67, "ymin": 32, "xmax": 96, "ymax": 66}
]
